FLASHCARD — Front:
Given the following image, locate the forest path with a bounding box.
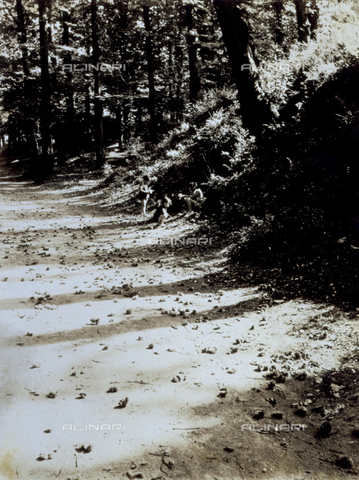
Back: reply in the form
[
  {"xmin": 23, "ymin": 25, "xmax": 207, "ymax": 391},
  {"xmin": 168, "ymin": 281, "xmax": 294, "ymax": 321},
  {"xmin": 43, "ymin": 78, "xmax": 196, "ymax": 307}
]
[{"xmin": 0, "ymin": 172, "xmax": 357, "ymax": 480}]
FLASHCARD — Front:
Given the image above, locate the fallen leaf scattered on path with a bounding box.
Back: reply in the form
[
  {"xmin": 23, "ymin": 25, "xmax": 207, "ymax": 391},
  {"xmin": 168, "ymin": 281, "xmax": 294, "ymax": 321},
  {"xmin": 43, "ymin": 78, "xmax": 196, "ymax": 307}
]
[
  {"xmin": 114, "ymin": 397, "xmax": 129, "ymax": 409},
  {"xmin": 106, "ymin": 387, "xmax": 118, "ymax": 393},
  {"xmin": 202, "ymin": 347, "xmax": 217, "ymax": 354},
  {"xmin": 75, "ymin": 444, "xmax": 92, "ymax": 454}
]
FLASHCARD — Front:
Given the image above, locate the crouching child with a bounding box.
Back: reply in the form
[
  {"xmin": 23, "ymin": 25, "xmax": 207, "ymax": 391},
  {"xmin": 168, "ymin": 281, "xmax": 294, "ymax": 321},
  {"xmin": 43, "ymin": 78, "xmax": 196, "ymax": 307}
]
[{"xmin": 152, "ymin": 197, "xmax": 171, "ymax": 225}]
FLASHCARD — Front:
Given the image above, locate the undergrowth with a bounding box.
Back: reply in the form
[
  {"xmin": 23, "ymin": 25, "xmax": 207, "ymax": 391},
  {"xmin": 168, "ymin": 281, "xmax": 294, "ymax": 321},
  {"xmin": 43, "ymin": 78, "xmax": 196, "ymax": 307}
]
[{"xmin": 74, "ymin": 1, "xmax": 359, "ymax": 306}]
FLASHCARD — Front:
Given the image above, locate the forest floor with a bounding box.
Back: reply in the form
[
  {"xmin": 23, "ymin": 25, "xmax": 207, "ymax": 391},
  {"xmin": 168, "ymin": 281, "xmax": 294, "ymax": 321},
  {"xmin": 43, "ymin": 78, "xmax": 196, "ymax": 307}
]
[{"xmin": 1, "ymin": 158, "xmax": 359, "ymax": 480}]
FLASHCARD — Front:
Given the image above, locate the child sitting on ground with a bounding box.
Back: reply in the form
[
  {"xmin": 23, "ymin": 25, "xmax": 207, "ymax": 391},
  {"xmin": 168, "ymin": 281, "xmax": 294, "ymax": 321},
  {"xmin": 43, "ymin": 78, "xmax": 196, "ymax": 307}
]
[{"xmin": 178, "ymin": 183, "xmax": 205, "ymax": 213}]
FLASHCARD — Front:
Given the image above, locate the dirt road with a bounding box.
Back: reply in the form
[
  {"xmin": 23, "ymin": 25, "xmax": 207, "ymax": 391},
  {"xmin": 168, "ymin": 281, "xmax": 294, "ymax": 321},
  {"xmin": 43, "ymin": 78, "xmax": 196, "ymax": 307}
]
[{"xmin": 1, "ymin": 173, "xmax": 358, "ymax": 480}]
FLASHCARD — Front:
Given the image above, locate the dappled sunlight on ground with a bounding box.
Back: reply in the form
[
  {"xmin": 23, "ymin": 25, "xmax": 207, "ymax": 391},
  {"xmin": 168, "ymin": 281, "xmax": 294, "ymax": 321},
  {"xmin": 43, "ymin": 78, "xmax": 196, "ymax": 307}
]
[{"xmin": 1, "ymin": 177, "xmax": 358, "ymax": 480}]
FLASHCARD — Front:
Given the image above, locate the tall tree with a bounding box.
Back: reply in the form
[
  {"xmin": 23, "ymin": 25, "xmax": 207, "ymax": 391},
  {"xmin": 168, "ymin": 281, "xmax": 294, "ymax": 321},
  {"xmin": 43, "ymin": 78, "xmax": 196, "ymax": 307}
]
[
  {"xmin": 16, "ymin": 0, "xmax": 29, "ymax": 77},
  {"xmin": 213, "ymin": 0, "xmax": 273, "ymax": 137},
  {"xmin": 273, "ymin": 0, "xmax": 285, "ymax": 46},
  {"xmin": 16, "ymin": 0, "xmax": 39, "ymax": 177},
  {"xmin": 308, "ymin": 0, "xmax": 319, "ymax": 40},
  {"xmin": 91, "ymin": 0, "xmax": 106, "ymax": 167},
  {"xmin": 174, "ymin": 44, "xmax": 184, "ymax": 122},
  {"xmin": 62, "ymin": 10, "xmax": 76, "ymax": 156},
  {"xmin": 38, "ymin": 0, "xmax": 53, "ymax": 178},
  {"xmin": 143, "ymin": 4, "xmax": 157, "ymax": 143},
  {"xmin": 294, "ymin": 0, "xmax": 310, "ymax": 43},
  {"xmin": 185, "ymin": 4, "xmax": 201, "ymax": 102}
]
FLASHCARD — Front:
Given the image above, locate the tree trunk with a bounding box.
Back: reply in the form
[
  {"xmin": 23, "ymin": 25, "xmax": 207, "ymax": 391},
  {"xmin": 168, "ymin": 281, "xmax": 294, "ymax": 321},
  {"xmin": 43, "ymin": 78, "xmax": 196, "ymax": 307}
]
[
  {"xmin": 53, "ymin": 122, "xmax": 67, "ymax": 165},
  {"xmin": 213, "ymin": 0, "xmax": 273, "ymax": 138},
  {"xmin": 308, "ymin": 0, "xmax": 319, "ymax": 39},
  {"xmin": 294, "ymin": 0, "xmax": 310, "ymax": 43},
  {"xmin": 136, "ymin": 100, "xmax": 142, "ymax": 135},
  {"xmin": 273, "ymin": 0, "xmax": 285, "ymax": 46},
  {"xmin": 17, "ymin": 0, "xmax": 39, "ymax": 177},
  {"xmin": 116, "ymin": 106, "xmax": 122, "ymax": 147},
  {"xmin": 123, "ymin": 100, "xmax": 130, "ymax": 143},
  {"xmin": 8, "ymin": 115, "xmax": 14, "ymax": 155},
  {"xmin": 91, "ymin": 0, "xmax": 106, "ymax": 168},
  {"xmin": 143, "ymin": 5, "xmax": 157, "ymax": 143},
  {"xmin": 16, "ymin": 0, "xmax": 29, "ymax": 77},
  {"xmin": 24, "ymin": 120, "xmax": 38, "ymax": 178},
  {"xmin": 62, "ymin": 11, "xmax": 77, "ymax": 159},
  {"xmin": 38, "ymin": 0, "xmax": 53, "ymax": 179},
  {"xmin": 84, "ymin": 86, "xmax": 91, "ymax": 145},
  {"xmin": 175, "ymin": 45, "xmax": 183, "ymax": 123},
  {"xmin": 185, "ymin": 4, "xmax": 201, "ymax": 102},
  {"xmin": 168, "ymin": 41, "xmax": 175, "ymax": 122}
]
